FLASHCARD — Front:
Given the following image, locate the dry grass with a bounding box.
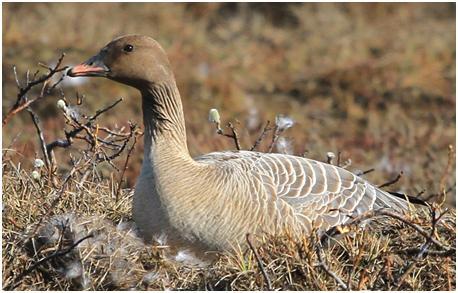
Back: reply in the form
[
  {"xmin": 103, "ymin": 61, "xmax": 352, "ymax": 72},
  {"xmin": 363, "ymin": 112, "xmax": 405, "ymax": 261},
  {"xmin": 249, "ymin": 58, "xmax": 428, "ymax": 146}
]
[
  {"xmin": 2, "ymin": 164, "xmax": 456, "ymax": 290},
  {"xmin": 2, "ymin": 3, "xmax": 456, "ymax": 291}
]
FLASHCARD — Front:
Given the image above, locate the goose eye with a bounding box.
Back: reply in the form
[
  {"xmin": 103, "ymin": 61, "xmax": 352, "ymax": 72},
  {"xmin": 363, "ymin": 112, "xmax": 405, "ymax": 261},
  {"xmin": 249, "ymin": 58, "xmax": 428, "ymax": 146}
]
[{"xmin": 123, "ymin": 44, "xmax": 134, "ymax": 52}]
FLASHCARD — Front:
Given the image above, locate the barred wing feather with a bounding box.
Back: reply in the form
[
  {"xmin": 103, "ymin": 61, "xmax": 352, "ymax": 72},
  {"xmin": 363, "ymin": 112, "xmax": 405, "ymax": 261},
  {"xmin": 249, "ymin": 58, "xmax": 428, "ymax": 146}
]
[{"xmin": 197, "ymin": 151, "xmax": 408, "ymax": 235}]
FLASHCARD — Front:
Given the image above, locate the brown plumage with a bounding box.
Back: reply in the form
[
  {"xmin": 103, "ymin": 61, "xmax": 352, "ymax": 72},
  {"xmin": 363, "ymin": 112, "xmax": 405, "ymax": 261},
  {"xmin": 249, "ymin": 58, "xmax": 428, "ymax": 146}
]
[{"xmin": 68, "ymin": 35, "xmax": 409, "ymax": 252}]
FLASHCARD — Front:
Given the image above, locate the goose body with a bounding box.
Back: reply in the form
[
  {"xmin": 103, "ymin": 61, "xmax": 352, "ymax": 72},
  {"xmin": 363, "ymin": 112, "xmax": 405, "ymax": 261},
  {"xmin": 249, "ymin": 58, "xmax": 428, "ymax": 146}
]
[{"xmin": 69, "ymin": 35, "xmax": 408, "ymax": 252}]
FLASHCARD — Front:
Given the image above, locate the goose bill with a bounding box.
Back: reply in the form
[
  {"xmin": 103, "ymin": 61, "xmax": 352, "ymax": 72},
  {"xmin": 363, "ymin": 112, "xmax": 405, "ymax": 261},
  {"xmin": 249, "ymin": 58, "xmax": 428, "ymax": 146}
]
[{"xmin": 68, "ymin": 55, "xmax": 110, "ymax": 77}]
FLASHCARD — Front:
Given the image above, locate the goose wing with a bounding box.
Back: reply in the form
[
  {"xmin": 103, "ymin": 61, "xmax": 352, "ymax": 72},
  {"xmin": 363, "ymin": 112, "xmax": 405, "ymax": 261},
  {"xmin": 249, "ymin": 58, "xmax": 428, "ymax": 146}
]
[
  {"xmin": 196, "ymin": 151, "xmax": 408, "ymax": 234},
  {"xmin": 245, "ymin": 152, "xmax": 409, "ymax": 233}
]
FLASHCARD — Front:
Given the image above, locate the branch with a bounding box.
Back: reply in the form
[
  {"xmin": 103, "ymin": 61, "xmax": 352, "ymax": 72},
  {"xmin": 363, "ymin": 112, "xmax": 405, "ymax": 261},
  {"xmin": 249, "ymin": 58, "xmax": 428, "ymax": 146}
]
[
  {"xmin": 437, "ymin": 145, "xmax": 455, "ymax": 206},
  {"xmin": 250, "ymin": 120, "xmax": 271, "ymax": 151},
  {"xmin": 394, "ymin": 207, "xmax": 446, "ymax": 289},
  {"xmin": 423, "ymin": 185, "xmax": 455, "ymax": 202},
  {"xmin": 46, "ymin": 98, "xmax": 124, "ymax": 155},
  {"xmin": 355, "ymin": 168, "xmax": 375, "ymax": 176},
  {"xmin": 402, "ymin": 248, "xmax": 455, "ymax": 257},
  {"xmin": 246, "ymin": 234, "xmax": 272, "ymax": 290},
  {"xmin": 3, "ymin": 53, "xmax": 68, "ymax": 126},
  {"xmin": 88, "ymin": 98, "xmax": 123, "ymax": 122},
  {"xmin": 344, "ymin": 209, "xmax": 454, "ymax": 252},
  {"xmin": 267, "ymin": 124, "xmax": 284, "ymax": 153},
  {"xmin": 217, "ymin": 122, "xmax": 242, "ymax": 150},
  {"xmin": 315, "ymin": 240, "xmax": 348, "ymax": 290},
  {"xmin": 378, "ymin": 171, "xmax": 403, "ymax": 189},
  {"xmin": 96, "ymin": 126, "xmax": 131, "ymax": 137},
  {"xmin": 115, "ymin": 123, "xmax": 139, "ymax": 201},
  {"xmin": 27, "ymin": 108, "xmax": 53, "ymax": 173}
]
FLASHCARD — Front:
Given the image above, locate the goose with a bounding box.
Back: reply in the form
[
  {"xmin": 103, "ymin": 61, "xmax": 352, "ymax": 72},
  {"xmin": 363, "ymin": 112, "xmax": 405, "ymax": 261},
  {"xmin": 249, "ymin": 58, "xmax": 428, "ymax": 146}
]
[{"xmin": 68, "ymin": 35, "xmax": 410, "ymax": 252}]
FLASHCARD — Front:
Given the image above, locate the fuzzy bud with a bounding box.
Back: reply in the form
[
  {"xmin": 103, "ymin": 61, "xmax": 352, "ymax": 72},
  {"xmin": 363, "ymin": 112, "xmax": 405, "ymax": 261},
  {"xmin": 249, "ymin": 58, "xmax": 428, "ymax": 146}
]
[
  {"xmin": 208, "ymin": 108, "xmax": 221, "ymax": 124},
  {"xmin": 31, "ymin": 170, "xmax": 41, "ymax": 181},
  {"xmin": 34, "ymin": 158, "xmax": 45, "ymax": 168},
  {"xmin": 57, "ymin": 99, "xmax": 67, "ymax": 110},
  {"xmin": 275, "ymin": 115, "xmax": 294, "ymax": 131}
]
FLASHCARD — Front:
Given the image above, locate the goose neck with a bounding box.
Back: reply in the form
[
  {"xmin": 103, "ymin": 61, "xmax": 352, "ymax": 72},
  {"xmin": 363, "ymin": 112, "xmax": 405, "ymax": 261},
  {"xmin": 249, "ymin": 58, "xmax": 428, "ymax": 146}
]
[{"xmin": 141, "ymin": 82, "xmax": 189, "ymax": 157}]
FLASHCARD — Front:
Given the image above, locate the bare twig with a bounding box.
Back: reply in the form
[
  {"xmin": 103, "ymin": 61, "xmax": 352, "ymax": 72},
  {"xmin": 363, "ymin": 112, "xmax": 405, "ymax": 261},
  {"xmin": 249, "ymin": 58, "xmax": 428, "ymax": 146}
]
[
  {"xmin": 378, "ymin": 171, "xmax": 403, "ymax": 189},
  {"xmin": 13, "ymin": 65, "xmax": 21, "ymax": 87},
  {"xmin": 115, "ymin": 123, "xmax": 139, "ymax": 201},
  {"xmin": 267, "ymin": 124, "xmax": 282, "ymax": 153},
  {"xmin": 355, "ymin": 168, "xmax": 375, "ymax": 176},
  {"xmin": 3, "ymin": 53, "xmax": 68, "ymax": 126},
  {"xmin": 88, "ymin": 98, "xmax": 123, "ymax": 122},
  {"xmin": 437, "ymin": 145, "xmax": 454, "ymax": 206},
  {"xmin": 423, "ymin": 185, "xmax": 455, "ymax": 202},
  {"xmin": 250, "ymin": 120, "xmax": 271, "ymax": 151},
  {"xmin": 46, "ymin": 98, "xmax": 124, "ymax": 155},
  {"xmin": 395, "ymin": 208, "xmax": 440, "ymax": 290},
  {"xmin": 217, "ymin": 122, "xmax": 242, "ymax": 150},
  {"xmin": 344, "ymin": 209, "xmax": 454, "ymax": 252},
  {"xmin": 315, "ymin": 240, "xmax": 348, "ymax": 290},
  {"xmin": 402, "ymin": 248, "xmax": 455, "ymax": 257},
  {"xmin": 246, "ymin": 234, "xmax": 272, "ymax": 290},
  {"xmin": 95, "ymin": 131, "xmax": 136, "ymax": 164},
  {"xmin": 27, "ymin": 108, "xmax": 53, "ymax": 175},
  {"xmin": 97, "ymin": 126, "xmax": 131, "ymax": 137}
]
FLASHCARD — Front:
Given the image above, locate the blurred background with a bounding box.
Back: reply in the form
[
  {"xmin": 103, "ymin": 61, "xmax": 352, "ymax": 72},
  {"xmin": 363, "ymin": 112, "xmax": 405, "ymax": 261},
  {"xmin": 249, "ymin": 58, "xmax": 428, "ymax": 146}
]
[{"xmin": 2, "ymin": 3, "xmax": 456, "ymax": 205}]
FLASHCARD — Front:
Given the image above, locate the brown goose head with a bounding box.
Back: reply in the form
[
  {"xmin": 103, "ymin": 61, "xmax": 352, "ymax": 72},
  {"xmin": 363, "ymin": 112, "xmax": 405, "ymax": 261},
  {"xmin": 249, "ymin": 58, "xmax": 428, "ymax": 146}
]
[{"xmin": 68, "ymin": 35, "xmax": 175, "ymax": 89}]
